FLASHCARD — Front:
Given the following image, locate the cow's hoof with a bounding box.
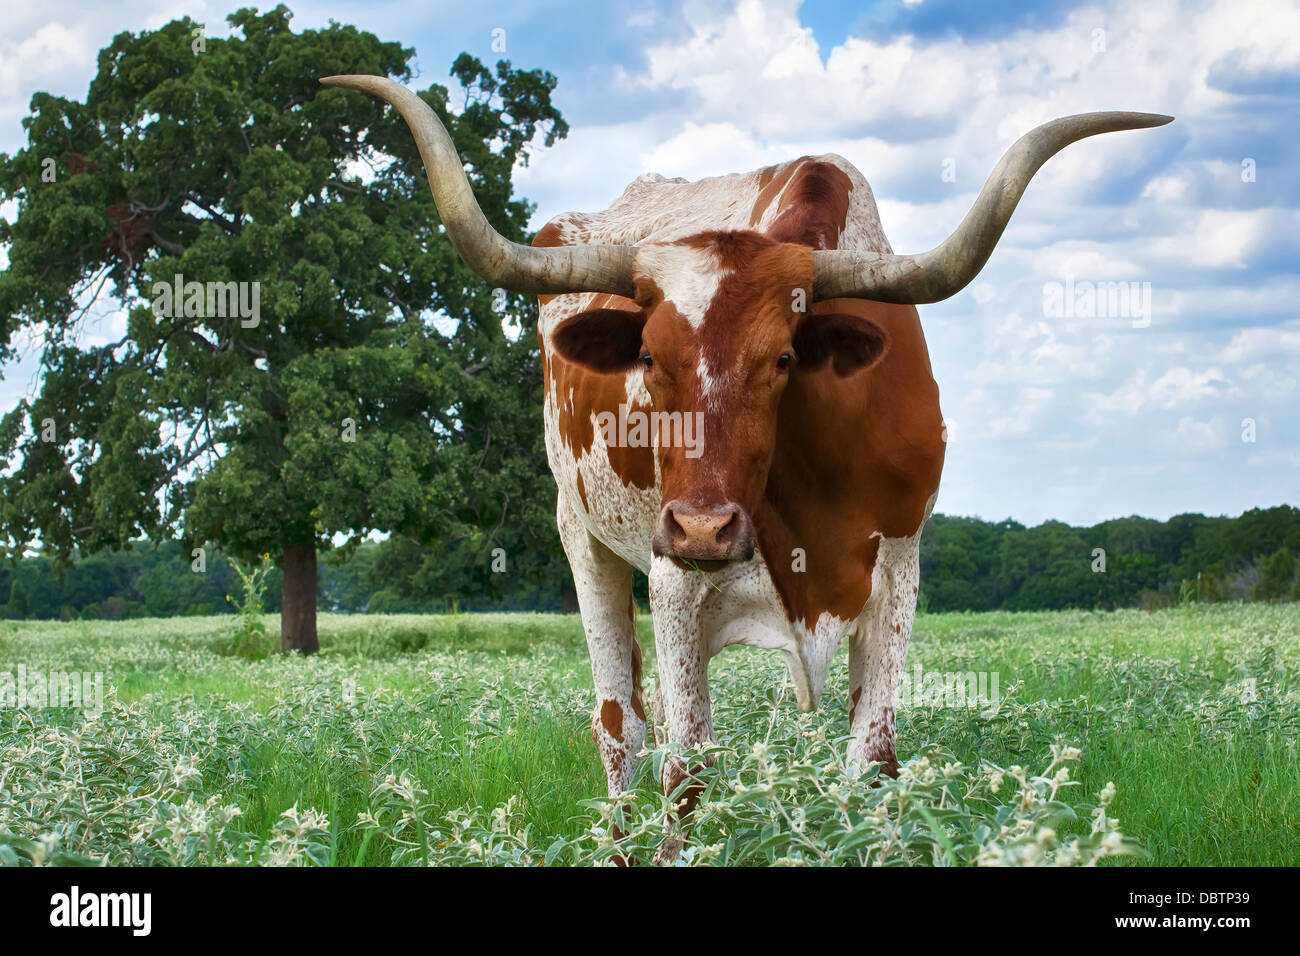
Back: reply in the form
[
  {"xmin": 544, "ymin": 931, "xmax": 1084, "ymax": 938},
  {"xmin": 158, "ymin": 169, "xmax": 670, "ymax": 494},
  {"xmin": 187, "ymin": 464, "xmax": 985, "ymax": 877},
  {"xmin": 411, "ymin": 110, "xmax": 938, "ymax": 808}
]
[{"xmin": 859, "ymin": 756, "xmax": 900, "ymax": 787}]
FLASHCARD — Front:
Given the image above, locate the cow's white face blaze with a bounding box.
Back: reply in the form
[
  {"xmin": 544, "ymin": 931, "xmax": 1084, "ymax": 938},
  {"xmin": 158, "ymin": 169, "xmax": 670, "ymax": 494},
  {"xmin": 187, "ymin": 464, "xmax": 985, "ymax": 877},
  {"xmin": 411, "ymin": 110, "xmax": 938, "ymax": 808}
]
[{"xmin": 551, "ymin": 231, "xmax": 891, "ymax": 568}]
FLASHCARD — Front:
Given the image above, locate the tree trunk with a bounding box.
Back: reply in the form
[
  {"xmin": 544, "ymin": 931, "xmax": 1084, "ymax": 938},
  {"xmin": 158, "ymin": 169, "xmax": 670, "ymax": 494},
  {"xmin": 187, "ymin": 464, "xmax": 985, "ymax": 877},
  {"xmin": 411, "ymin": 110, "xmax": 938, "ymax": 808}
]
[{"xmin": 281, "ymin": 544, "xmax": 319, "ymax": 653}]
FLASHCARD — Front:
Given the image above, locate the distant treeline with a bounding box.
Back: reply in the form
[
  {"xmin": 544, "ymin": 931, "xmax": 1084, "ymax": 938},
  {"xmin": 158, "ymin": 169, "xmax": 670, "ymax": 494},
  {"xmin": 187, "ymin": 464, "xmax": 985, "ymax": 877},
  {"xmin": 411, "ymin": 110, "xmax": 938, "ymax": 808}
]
[
  {"xmin": 918, "ymin": 506, "xmax": 1299, "ymax": 611},
  {"xmin": 4, "ymin": 506, "xmax": 1298, "ymax": 621}
]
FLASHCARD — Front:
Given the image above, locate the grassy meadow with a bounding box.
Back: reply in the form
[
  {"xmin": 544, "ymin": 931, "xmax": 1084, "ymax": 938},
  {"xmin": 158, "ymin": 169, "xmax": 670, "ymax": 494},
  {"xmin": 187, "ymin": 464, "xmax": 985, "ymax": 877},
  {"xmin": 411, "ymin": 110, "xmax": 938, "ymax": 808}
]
[{"xmin": 1, "ymin": 605, "xmax": 1296, "ymax": 865}]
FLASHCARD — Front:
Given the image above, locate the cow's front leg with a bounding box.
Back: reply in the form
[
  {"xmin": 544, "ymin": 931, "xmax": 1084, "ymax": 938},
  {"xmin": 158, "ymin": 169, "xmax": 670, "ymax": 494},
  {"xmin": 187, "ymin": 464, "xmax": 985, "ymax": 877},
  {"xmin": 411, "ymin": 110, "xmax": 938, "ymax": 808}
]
[
  {"xmin": 647, "ymin": 557, "xmax": 714, "ymax": 809},
  {"xmin": 557, "ymin": 501, "xmax": 647, "ymax": 796},
  {"xmin": 847, "ymin": 536, "xmax": 921, "ymax": 777}
]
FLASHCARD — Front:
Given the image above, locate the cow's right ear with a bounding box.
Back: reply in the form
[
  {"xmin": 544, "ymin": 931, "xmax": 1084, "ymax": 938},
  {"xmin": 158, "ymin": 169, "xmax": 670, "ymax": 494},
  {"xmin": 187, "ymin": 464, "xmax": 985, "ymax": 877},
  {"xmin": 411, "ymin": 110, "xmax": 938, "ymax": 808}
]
[
  {"xmin": 551, "ymin": 308, "xmax": 647, "ymax": 373},
  {"xmin": 793, "ymin": 312, "xmax": 889, "ymax": 377}
]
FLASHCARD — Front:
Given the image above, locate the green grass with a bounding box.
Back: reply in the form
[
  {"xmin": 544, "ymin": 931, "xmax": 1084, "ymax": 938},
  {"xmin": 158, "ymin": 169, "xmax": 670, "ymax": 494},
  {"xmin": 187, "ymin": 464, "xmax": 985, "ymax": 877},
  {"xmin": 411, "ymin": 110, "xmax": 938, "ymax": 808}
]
[{"xmin": 1, "ymin": 604, "xmax": 1296, "ymax": 865}]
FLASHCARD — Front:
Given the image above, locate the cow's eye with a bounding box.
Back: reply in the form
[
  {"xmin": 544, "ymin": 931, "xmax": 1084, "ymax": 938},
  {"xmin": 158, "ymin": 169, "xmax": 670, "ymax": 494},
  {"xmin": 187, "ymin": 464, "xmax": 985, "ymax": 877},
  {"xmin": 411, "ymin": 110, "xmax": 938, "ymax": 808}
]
[
  {"xmin": 640, "ymin": 352, "xmax": 654, "ymax": 369},
  {"xmin": 776, "ymin": 352, "xmax": 794, "ymax": 371}
]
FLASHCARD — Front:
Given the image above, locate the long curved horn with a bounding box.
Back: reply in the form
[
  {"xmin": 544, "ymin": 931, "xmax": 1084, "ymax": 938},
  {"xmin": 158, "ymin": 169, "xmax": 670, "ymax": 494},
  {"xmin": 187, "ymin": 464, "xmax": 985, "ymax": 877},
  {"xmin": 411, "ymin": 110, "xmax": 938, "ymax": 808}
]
[
  {"xmin": 319, "ymin": 75, "xmax": 635, "ymax": 296},
  {"xmin": 812, "ymin": 111, "xmax": 1173, "ymax": 304}
]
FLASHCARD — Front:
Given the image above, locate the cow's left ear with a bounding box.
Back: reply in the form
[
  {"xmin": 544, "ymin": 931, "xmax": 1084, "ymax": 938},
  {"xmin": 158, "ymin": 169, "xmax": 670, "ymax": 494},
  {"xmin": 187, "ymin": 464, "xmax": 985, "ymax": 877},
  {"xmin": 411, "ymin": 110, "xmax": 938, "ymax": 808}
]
[
  {"xmin": 551, "ymin": 308, "xmax": 647, "ymax": 373},
  {"xmin": 793, "ymin": 312, "xmax": 889, "ymax": 376}
]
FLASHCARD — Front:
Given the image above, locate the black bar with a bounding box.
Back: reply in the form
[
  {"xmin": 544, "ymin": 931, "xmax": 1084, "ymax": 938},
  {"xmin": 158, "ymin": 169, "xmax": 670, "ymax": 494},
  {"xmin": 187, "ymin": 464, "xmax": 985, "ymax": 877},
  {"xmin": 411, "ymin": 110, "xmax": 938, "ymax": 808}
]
[{"xmin": 0, "ymin": 865, "xmax": 1279, "ymax": 941}]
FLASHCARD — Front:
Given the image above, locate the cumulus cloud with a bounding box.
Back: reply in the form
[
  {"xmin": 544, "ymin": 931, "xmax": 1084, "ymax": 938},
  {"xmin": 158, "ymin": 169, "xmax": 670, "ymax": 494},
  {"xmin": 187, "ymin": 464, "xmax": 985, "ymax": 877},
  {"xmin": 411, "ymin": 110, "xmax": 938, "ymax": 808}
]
[
  {"xmin": 1167, "ymin": 415, "xmax": 1231, "ymax": 452},
  {"xmin": 0, "ymin": 2, "xmax": 213, "ymax": 134},
  {"xmin": 1216, "ymin": 319, "xmax": 1300, "ymax": 363}
]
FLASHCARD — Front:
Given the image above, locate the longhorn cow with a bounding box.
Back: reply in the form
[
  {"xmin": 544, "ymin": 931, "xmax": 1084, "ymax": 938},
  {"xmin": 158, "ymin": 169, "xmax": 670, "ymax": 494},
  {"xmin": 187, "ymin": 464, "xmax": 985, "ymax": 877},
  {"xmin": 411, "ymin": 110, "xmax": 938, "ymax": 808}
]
[{"xmin": 321, "ymin": 74, "xmax": 1170, "ymax": 814}]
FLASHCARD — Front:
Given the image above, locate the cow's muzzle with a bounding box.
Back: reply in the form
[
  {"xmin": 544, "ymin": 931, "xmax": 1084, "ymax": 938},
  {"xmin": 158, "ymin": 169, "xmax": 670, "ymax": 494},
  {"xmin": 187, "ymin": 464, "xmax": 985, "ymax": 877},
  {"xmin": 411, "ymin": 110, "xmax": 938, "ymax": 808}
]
[{"xmin": 653, "ymin": 500, "xmax": 755, "ymax": 564}]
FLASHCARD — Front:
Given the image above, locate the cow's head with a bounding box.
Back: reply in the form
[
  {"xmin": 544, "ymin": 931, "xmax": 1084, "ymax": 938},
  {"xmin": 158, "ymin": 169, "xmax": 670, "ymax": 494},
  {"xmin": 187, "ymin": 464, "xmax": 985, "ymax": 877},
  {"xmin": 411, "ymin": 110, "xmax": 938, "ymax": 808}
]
[
  {"xmin": 318, "ymin": 75, "xmax": 1171, "ymax": 565},
  {"xmin": 549, "ymin": 231, "xmax": 889, "ymax": 565}
]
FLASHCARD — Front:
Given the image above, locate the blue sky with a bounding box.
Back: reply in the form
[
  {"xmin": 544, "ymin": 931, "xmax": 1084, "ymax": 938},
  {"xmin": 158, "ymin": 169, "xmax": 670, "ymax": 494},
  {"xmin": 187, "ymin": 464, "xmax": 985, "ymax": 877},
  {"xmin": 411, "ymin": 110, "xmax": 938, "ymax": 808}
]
[{"xmin": 2, "ymin": 0, "xmax": 1297, "ymax": 526}]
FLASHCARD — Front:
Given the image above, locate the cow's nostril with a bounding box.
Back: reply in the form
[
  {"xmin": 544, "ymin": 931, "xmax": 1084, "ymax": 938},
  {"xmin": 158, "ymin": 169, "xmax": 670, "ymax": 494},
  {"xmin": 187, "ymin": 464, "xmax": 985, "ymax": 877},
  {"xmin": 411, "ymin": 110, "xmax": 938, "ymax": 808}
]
[{"xmin": 654, "ymin": 499, "xmax": 755, "ymax": 563}]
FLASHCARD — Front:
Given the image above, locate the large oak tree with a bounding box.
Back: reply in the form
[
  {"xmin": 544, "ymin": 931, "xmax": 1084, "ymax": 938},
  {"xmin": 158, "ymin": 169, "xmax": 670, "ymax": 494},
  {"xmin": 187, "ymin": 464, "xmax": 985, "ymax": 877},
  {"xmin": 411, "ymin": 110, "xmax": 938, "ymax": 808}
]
[{"xmin": 0, "ymin": 5, "xmax": 568, "ymax": 649}]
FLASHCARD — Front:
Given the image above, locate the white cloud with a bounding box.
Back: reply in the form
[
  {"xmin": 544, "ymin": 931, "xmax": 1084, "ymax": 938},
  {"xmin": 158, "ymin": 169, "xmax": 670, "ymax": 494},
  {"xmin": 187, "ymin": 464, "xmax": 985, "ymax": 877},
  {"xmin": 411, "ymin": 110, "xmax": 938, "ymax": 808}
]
[
  {"xmin": 1165, "ymin": 281, "xmax": 1300, "ymax": 325},
  {"xmin": 1166, "ymin": 414, "xmax": 1230, "ymax": 451},
  {"xmin": 1216, "ymin": 320, "xmax": 1300, "ymax": 364},
  {"xmin": 0, "ymin": 22, "xmax": 96, "ymax": 128},
  {"xmin": 1234, "ymin": 363, "xmax": 1299, "ymax": 402},
  {"xmin": 1147, "ymin": 209, "xmax": 1275, "ymax": 270},
  {"xmin": 1083, "ymin": 365, "xmax": 1239, "ymax": 422},
  {"xmin": 1029, "ymin": 242, "xmax": 1146, "ymax": 281},
  {"xmin": 966, "ymin": 310, "xmax": 1099, "ymax": 388},
  {"xmin": 1142, "ymin": 173, "xmax": 1190, "ymax": 203},
  {"xmin": 641, "ymin": 121, "xmax": 779, "ymax": 181},
  {"xmin": 1149, "ymin": 366, "xmax": 1237, "ymax": 407},
  {"xmin": 987, "ymin": 386, "xmax": 1054, "ymax": 436},
  {"xmin": 0, "ymin": 2, "xmax": 213, "ymax": 136}
]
